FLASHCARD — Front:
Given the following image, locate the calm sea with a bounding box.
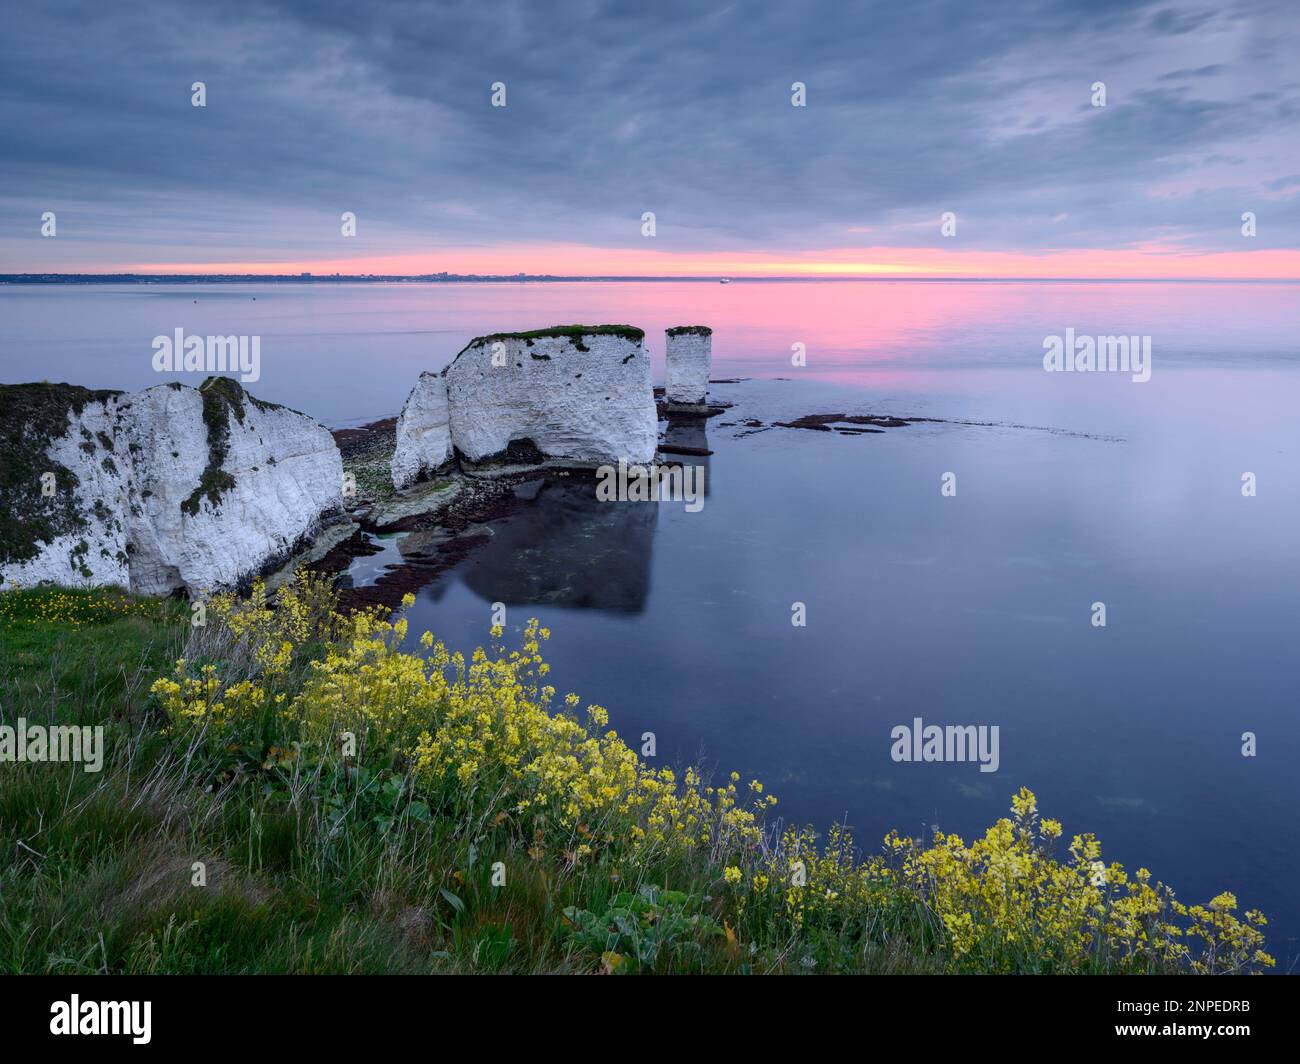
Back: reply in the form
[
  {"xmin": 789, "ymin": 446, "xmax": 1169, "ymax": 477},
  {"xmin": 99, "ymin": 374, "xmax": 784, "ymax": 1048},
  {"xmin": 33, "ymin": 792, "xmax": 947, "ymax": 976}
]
[{"xmin": 3, "ymin": 280, "xmax": 1298, "ymax": 961}]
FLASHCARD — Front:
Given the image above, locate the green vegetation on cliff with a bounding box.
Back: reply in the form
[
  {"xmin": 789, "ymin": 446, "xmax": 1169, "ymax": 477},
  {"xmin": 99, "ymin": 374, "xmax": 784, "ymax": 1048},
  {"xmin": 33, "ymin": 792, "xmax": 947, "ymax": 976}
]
[
  {"xmin": 0, "ymin": 383, "xmax": 121, "ymax": 573},
  {"xmin": 0, "ymin": 579, "xmax": 1274, "ymax": 975},
  {"xmin": 180, "ymin": 377, "xmax": 247, "ymax": 517},
  {"xmin": 461, "ymin": 324, "xmax": 646, "ymax": 357}
]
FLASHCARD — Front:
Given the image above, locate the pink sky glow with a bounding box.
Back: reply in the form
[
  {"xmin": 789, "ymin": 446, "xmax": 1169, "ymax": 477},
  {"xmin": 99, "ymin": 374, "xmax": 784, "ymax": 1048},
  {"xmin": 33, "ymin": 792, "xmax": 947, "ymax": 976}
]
[{"xmin": 120, "ymin": 244, "xmax": 1300, "ymax": 280}]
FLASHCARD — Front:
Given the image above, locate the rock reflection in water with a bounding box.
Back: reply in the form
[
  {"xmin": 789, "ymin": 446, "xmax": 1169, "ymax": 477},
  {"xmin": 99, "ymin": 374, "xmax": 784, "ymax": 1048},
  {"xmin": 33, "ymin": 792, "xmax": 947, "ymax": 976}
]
[
  {"xmin": 658, "ymin": 415, "xmax": 712, "ymax": 499},
  {"xmin": 457, "ymin": 476, "xmax": 658, "ymax": 613}
]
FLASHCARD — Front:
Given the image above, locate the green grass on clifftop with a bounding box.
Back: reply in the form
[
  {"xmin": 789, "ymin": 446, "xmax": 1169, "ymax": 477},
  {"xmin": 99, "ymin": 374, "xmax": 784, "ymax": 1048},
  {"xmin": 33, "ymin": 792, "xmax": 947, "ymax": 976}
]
[
  {"xmin": 467, "ymin": 324, "xmax": 646, "ymax": 347},
  {"xmin": 0, "ymin": 581, "xmax": 1274, "ymax": 975}
]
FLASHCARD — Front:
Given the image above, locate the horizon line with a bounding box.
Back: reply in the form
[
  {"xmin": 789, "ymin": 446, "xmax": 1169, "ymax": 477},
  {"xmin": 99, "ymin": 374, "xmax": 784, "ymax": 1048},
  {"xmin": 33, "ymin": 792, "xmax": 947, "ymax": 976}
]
[{"xmin": 4, "ymin": 273, "xmax": 1299, "ymax": 285}]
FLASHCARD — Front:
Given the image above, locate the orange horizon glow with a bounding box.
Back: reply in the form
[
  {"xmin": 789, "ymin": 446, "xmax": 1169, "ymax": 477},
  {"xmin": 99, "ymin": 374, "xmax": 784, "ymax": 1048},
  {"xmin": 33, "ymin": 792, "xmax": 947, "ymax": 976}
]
[{"xmin": 111, "ymin": 244, "xmax": 1300, "ymax": 280}]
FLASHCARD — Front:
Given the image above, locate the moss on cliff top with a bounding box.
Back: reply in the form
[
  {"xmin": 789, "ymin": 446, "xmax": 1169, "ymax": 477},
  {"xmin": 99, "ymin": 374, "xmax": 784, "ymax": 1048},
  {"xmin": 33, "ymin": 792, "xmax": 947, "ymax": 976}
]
[
  {"xmin": 467, "ymin": 324, "xmax": 646, "ymax": 348},
  {"xmin": 666, "ymin": 325, "xmax": 712, "ymax": 337},
  {"xmin": 199, "ymin": 374, "xmax": 248, "ymax": 423},
  {"xmin": 0, "ymin": 383, "xmax": 122, "ymax": 571},
  {"xmin": 442, "ymin": 325, "xmax": 646, "ymax": 367}
]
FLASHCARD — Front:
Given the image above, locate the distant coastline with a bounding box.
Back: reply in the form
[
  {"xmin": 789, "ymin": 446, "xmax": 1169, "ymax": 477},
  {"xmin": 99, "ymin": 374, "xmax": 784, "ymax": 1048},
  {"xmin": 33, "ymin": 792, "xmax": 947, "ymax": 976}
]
[{"xmin": 2, "ymin": 274, "xmax": 1297, "ymax": 285}]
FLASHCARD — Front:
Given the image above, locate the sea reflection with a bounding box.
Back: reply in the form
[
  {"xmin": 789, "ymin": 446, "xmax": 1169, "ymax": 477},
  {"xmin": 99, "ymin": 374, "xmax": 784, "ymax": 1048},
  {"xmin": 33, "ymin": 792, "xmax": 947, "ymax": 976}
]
[
  {"xmin": 658, "ymin": 414, "xmax": 713, "ymax": 501},
  {"xmin": 455, "ymin": 476, "xmax": 659, "ymax": 614}
]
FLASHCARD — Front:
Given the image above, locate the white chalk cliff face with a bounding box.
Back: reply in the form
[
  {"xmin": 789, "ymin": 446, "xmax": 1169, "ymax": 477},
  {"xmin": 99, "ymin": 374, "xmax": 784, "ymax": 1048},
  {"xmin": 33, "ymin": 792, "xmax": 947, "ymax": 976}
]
[
  {"xmin": 391, "ymin": 371, "xmax": 453, "ymax": 490},
  {"xmin": 0, "ymin": 378, "xmax": 344, "ymax": 595},
  {"xmin": 123, "ymin": 380, "xmax": 345, "ymax": 595},
  {"xmin": 0, "ymin": 388, "xmax": 133, "ymax": 589},
  {"xmin": 443, "ymin": 328, "xmax": 658, "ymax": 465},
  {"xmin": 665, "ymin": 326, "xmax": 712, "ymax": 407}
]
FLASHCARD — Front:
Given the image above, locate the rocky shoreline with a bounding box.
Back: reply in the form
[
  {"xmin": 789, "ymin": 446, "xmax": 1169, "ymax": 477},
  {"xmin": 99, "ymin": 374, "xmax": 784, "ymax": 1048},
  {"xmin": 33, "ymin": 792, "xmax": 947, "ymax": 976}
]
[
  {"xmin": 2, "ymin": 320, "xmax": 964, "ymax": 603},
  {"xmin": 319, "ymin": 410, "xmax": 716, "ymax": 613},
  {"xmin": 0, "ymin": 324, "xmax": 722, "ymax": 598}
]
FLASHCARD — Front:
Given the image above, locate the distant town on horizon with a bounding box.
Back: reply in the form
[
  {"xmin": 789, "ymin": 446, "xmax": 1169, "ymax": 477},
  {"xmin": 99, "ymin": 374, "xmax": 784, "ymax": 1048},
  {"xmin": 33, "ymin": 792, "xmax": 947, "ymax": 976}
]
[{"xmin": 4, "ymin": 273, "xmax": 1298, "ymax": 285}]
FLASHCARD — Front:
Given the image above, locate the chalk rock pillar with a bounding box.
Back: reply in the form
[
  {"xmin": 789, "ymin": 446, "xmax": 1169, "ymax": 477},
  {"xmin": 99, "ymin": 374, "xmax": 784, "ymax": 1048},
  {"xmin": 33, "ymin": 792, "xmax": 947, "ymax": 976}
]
[{"xmin": 665, "ymin": 326, "xmax": 712, "ymax": 408}]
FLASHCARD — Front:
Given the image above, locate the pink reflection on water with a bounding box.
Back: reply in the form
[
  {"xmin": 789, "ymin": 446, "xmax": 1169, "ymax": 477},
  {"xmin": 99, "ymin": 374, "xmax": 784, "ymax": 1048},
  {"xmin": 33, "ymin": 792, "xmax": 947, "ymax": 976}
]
[{"xmin": 378, "ymin": 280, "xmax": 1300, "ymax": 389}]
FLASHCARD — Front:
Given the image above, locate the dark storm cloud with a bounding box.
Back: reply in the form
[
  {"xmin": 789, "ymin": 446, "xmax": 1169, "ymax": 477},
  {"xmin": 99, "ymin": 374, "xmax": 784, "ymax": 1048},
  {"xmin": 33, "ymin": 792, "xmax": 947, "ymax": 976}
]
[{"xmin": 0, "ymin": 0, "xmax": 1297, "ymax": 265}]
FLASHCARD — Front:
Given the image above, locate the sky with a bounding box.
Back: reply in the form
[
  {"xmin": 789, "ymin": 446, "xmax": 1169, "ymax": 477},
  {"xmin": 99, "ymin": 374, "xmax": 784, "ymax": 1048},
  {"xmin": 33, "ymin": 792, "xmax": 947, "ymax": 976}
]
[{"xmin": 1, "ymin": 0, "xmax": 1298, "ymax": 278}]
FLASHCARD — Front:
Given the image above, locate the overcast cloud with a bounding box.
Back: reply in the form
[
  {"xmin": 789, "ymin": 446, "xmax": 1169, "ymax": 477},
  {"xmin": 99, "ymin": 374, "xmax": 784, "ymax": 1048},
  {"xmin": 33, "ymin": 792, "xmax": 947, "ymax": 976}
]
[{"xmin": 1, "ymin": 0, "xmax": 1297, "ymax": 269}]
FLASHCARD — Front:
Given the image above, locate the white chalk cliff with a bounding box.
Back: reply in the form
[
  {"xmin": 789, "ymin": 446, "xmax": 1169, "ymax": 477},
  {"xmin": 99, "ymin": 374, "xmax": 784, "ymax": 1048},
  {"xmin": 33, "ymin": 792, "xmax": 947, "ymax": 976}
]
[
  {"xmin": 0, "ymin": 378, "xmax": 344, "ymax": 595},
  {"xmin": 7, "ymin": 323, "xmax": 712, "ymax": 595},
  {"xmin": 0, "ymin": 388, "xmax": 134, "ymax": 589},
  {"xmin": 123, "ymin": 380, "xmax": 345, "ymax": 594},
  {"xmin": 440, "ymin": 326, "xmax": 658, "ymax": 466},
  {"xmin": 390, "ymin": 371, "xmax": 453, "ymax": 490}
]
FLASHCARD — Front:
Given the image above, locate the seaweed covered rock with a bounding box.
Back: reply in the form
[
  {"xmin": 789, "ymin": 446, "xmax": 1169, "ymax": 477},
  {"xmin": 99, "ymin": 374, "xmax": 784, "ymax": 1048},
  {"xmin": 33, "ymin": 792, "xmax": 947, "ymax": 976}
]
[
  {"xmin": 443, "ymin": 325, "xmax": 658, "ymax": 466},
  {"xmin": 0, "ymin": 377, "xmax": 345, "ymax": 595},
  {"xmin": 390, "ymin": 371, "xmax": 453, "ymax": 490}
]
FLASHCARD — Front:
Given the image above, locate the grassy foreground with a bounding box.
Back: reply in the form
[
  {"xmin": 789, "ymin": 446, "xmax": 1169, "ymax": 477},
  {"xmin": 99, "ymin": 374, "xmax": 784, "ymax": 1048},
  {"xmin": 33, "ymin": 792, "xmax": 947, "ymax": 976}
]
[{"xmin": 0, "ymin": 580, "xmax": 1274, "ymax": 975}]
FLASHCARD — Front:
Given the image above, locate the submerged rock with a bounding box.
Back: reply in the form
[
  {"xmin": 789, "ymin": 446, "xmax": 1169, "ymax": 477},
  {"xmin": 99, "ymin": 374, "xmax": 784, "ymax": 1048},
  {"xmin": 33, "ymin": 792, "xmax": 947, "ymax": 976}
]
[
  {"xmin": 443, "ymin": 325, "xmax": 658, "ymax": 466},
  {"xmin": 0, "ymin": 377, "xmax": 344, "ymax": 595},
  {"xmin": 391, "ymin": 371, "xmax": 453, "ymax": 490}
]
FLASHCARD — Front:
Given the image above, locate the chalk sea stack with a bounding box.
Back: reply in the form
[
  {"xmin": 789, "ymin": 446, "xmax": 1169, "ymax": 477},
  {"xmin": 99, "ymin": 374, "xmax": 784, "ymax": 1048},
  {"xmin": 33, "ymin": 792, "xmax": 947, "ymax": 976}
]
[
  {"xmin": 664, "ymin": 325, "xmax": 712, "ymax": 411},
  {"xmin": 430, "ymin": 325, "xmax": 658, "ymax": 468}
]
